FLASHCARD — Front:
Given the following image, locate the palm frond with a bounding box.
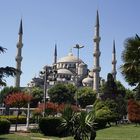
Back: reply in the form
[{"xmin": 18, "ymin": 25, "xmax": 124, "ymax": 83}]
[{"xmin": 0, "ymin": 46, "xmax": 7, "ymax": 53}]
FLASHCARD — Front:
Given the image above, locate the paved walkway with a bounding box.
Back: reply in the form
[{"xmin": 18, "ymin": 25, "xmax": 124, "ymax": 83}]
[{"xmin": 10, "ymin": 124, "xmax": 38, "ymax": 132}]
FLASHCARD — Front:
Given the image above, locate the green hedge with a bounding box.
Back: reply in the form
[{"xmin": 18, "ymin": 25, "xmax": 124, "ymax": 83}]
[
  {"xmin": 0, "ymin": 115, "xmax": 35, "ymax": 124},
  {"xmin": 0, "ymin": 119, "xmax": 11, "ymax": 134},
  {"xmin": 39, "ymin": 117, "xmax": 64, "ymax": 136}
]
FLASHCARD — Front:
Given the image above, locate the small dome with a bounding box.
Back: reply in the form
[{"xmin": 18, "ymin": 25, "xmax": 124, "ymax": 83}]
[
  {"xmin": 57, "ymin": 69, "xmax": 73, "ymax": 75},
  {"xmin": 82, "ymin": 77, "xmax": 93, "ymax": 84},
  {"xmin": 57, "ymin": 52, "xmax": 83, "ymax": 63},
  {"xmin": 89, "ymin": 71, "xmax": 93, "ymax": 78}
]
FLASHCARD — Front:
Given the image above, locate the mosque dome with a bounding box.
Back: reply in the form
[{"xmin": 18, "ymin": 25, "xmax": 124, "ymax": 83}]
[
  {"xmin": 57, "ymin": 52, "xmax": 83, "ymax": 63},
  {"xmin": 57, "ymin": 68, "xmax": 73, "ymax": 75},
  {"xmin": 82, "ymin": 76, "xmax": 93, "ymax": 84},
  {"xmin": 89, "ymin": 71, "xmax": 94, "ymax": 78}
]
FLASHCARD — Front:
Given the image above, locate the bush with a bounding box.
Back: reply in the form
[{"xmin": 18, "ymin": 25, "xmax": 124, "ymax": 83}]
[
  {"xmin": 0, "ymin": 119, "xmax": 11, "ymax": 134},
  {"xmin": 0, "ymin": 115, "xmax": 35, "ymax": 124},
  {"xmin": 39, "ymin": 117, "xmax": 64, "ymax": 136}
]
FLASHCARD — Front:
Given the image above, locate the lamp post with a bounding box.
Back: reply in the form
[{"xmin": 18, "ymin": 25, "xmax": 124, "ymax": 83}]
[
  {"xmin": 26, "ymin": 80, "xmax": 34, "ymax": 131},
  {"xmin": 42, "ymin": 66, "xmax": 52, "ymax": 117},
  {"xmin": 73, "ymin": 44, "xmax": 84, "ymax": 106}
]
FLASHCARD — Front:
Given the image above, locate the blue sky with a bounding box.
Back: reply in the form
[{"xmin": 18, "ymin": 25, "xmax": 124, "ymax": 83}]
[{"xmin": 0, "ymin": 0, "xmax": 139, "ymax": 89}]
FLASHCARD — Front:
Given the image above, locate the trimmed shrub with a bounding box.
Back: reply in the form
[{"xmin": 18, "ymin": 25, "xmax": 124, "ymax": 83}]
[
  {"xmin": 0, "ymin": 119, "xmax": 11, "ymax": 134},
  {"xmin": 0, "ymin": 115, "xmax": 35, "ymax": 124},
  {"xmin": 39, "ymin": 117, "xmax": 64, "ymax": 136}
]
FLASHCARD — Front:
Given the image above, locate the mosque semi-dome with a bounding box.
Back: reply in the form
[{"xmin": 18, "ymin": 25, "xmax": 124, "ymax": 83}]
[
  {"xmin": 57, "ymin": 68, "xmax": 73, "ymax": 75},
  {"xmin": 57, "ymin": 52, "xmax": 83, "ymax": 63}
]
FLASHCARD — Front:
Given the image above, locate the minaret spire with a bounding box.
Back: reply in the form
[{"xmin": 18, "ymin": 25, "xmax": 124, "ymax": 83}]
[
  {"xmin": 112, "ymin": 40, "xmax": 117, "ymax": 80},
  {"xmin": 15, "ymin": 19, "xmax": 23, "ymax": 87},
  {"xmin": 54, "ymin": 43, "xmax": 57, "ymax": 64},
  {"xmin": 93, "ymin": 10, "xmax": 101, "ymax": 93},
  {"xmin": 19, "ymin": 19, "xmax": 23, "ymax": 35}
]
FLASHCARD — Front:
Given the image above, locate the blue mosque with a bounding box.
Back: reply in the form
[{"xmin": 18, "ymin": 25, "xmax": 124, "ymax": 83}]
[{"xmin": 15, "ymin": 11, "xmax": 117, "ymax": 93}]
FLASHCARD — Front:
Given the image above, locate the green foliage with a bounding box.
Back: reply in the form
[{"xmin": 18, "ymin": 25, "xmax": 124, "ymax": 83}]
[
  {"xmin": 125, "ymin": 89, "xmax": 134, "ymax": 99},
  {"xmin": 0, "ymin": 46, "xmax": 17, "ymax": 86},
  {"xmin": 39, "ymin": 117, "xmax": 64, "ymax": 136},
  {"xmin": 0, "ymin": 115, "xmax": 35, "ymax": 124},
  {"xmin": 29, "ymin": 87, "xmax": 43, "ymax": 107},
  {"xmin": 0, "ymin": 119, "xmax": 11, "ymax": 134},
  {"xmin": 93, "ymin": 99, "xmax": 123, "ymax": 127},
  {"xmin": 99, "ymin": 74, "xmax": 127, "ymax": 121},
  {"xmin": 60, "ymin": 105, "xmax": 77, "ymax": 136},
  {"xmin": 48, "ymin": 83, "xmax": 76, "ymax": 104},
  {"xmin": 77, "ymin": 87, "xmax": 96, "ymax": 108},
  {"xmin": 73, "ymin": 111, "xmax": 96, "ymax": 140},
  {"xmin": 134, "ymin": 84, "xmax": 140, "ymax": 101},
  {"xmin": 100, "ymin": 73, "xmax": 118, "ymax": 100},
  {"xmin": 121, "ymin": 34, "xmax": 140, "ymax": 87}
]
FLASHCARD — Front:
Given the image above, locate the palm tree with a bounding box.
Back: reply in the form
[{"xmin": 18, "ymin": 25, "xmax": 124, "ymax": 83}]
[
  {"xmin": 59, "ymin": 105, "xmax": 76, "ymax": 136},
  {"xmin": 120, "ymin": 34, "xmax": 140, "ymax": 87},
  {"xmin": 73, "ymin": 111, "xmax": 96, "ymax": 140},
  {"xmin": 0, "ymin": 46, "xmax": 17, "ymax": 86}
]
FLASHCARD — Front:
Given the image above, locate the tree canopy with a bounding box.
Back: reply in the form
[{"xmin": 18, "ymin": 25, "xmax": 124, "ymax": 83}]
[
  {"xmin": 0, "ymin": 46, "xmax": 17, "ymax": 86},
  {"xmin": 48, "ymin": 83, "xmax": 76, "ymax": 104},
  {"xmin": 121, "ymin": 34, "xmax": 140, "ymax": 87}
]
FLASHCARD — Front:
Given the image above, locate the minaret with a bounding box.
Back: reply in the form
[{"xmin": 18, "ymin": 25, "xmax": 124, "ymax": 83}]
[
  {"xmin": 93, "ymin": 10, "xmax": 101, "ymax": 93},
  {"xmin": 54, "ymin": 43, "xmax": 57, "ymax": 64},
  {"xmin": 15, "ymin": 19, "xmax": 23, "ymax": 87},
  {"xmin": 112, "ymin": 40, "xmax": 117, "ymax": 80}
]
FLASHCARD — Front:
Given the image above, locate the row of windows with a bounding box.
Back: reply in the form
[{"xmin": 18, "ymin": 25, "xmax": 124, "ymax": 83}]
[{"xmin": 57, "ymin": 63, "xmax": 76, "ymax": 68}]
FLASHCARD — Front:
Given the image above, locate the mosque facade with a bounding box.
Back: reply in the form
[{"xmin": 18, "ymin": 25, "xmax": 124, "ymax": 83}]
[{"xmin": 15, "ymin": 11, "xmax": 117, "ymax": 93}]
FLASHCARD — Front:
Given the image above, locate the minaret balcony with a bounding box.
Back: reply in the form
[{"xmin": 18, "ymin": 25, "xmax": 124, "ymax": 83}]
[
  {"xmin": 112, "ymin": 60, "xmax": 117, "ymax": 64},
  {"xmin": 93, "ymin": 66, "xmax": 101, "ymax": 72},
  {"xmin": 17, "ymin": 42, "xmax": 23, "ymax": 48},
  {"xmin": 93, "ymin": 36, "xmax": 101, "ymax": 42},
  {"xmin": 93, "ymin": 51, "xmax": 101, "ymax": 57},
  {"xmin": 15, "ymin": 56, "xmax": 23, "ymax": 61}
]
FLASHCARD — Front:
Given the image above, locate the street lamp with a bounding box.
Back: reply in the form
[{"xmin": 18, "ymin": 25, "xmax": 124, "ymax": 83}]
[
  {"xmin": 73, "ymin": 44, "xmax": 84, "ymax": 106},
  {"xmin": 41, "ymin": 66, "xmax": 52, "ymax": 117},
  {"xmin": 26, "ymin": 80, "xmax": 34, "ymax": 131}
]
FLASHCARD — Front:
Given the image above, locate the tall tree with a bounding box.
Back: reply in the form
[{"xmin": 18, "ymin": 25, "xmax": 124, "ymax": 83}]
[
  {"xmin": 77, "ymin": 87, "xmax": 96, "ymax": 108},
  {"xmin": 48, "ymin": 83, "xmax": 76, "ymax": 104},
  {"xmin": 0, "ymin": 86, "xmax": 21, "ymax": 106},
  {"xmin": 0, "ymin": 46, "xmax": 17, "ymax": 86},
  {"xmin": 120, "ymin": 34, "xmax": 140, "ymax": 87}
]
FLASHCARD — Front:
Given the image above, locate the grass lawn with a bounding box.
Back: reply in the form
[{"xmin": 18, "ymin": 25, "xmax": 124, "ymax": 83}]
[
  {"xmin": 0, "ymin": 124, "xmax": 139, "ymax": 140},
  {"xmin": 96, "ymin": 124, "xmax": 140, "ymax": 140}
]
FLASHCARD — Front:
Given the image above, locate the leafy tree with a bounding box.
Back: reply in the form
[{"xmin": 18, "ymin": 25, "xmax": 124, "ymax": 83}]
[
  {"xmin": 125, "ymin": 88, "xmax": 134, "ymax": 100},
  {"xmin": 0, "ymin": 86, "xmax": 21, "ymax": 106},
  {"xmin": 100, "ymin": 73, "xmax": 127, "ymax": 121},
  {"xmin": 127, "ymin": 99, "xmax": 140, "ymax": 125},
  {"xmin": 48, "ymin": 83, "xmax": 76, "ymax": 104},
  {"xmin": 100, "ymin": 73, "xmax": 118, "ymax": 100},
  {"xmin": 120, "ymin": 34, "xmax": 140, "ymax": 87},
  {"xmin": 134, "ymin": 84, "xmax": 140, "ymax": 101},
  {"xmin": 4, "ymin": 92, "xmax": 32, "ymax": 131},
  {"xmin": 0, "ymin": 46, "xmax": 17, "ymax": 86},
  {"xmin": 77, "ymin": 87, "xmax": 96, "ymax": 108},
  {"xmin": 24, "ymin": 86, "xmax": 43, "ymax": 107}
]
